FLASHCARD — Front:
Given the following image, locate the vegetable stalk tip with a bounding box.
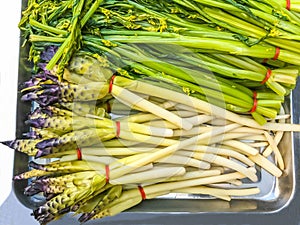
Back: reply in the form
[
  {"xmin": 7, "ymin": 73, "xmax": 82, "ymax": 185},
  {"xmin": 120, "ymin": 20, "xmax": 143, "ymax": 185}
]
[
  {"xmin": 13, "ymin": 174, "xmax": 23, "ymax": 181},
  {"xmin": 1, "ymin": 140, "xmax": 15, "ymax": 149},
  {"xmin": 25, "ymin": 118, "xmax": 46, "ymax": 128}
]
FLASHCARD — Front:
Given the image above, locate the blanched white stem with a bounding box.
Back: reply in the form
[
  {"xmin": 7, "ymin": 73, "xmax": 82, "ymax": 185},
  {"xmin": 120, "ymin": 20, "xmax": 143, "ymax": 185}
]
[
  {"xmin": 222, "ymin": 140, "xmax": 259, "ymax": 156},
  {"xmin": 120, "ymin": 121, "xmax": 174, "ymax": 137},
  {"xmin": 248, "ymin": 154, "xmax": 282, "ymax": 177},
  {"xmin": 110, "ymin": 124, "xmax": 240, "ymax": 179},
  {"xmin": 190, "ymin": 152, "xmax": 258, "ymax": 182},
  {"xmin": 110, "ymin": 167, "xmax": 186, "ymax": 185},
  {"xmin": 143, "ymin": 172, "xmax": 247, "ymax": 196},
  {"xmin": 157, "ymin": 154, "xmax": 211, "ymax": 169},
  {"xmin": 263, "ymin": 131, "xmax": 284, "ymax": 157},
  {"xmin": 111, "ymin": 85, "xmax": 193, "ymax": 130},
  {"xmin": 181, "ymin": 145, "xmax": 255, "ymax": 166},
  {"xmin": 262, "ymin": 131, "xmax": 284, "ymax": 170},
  {"xmin": 174, "ymin": 186, "xmax": 260, "ymax": 200}
]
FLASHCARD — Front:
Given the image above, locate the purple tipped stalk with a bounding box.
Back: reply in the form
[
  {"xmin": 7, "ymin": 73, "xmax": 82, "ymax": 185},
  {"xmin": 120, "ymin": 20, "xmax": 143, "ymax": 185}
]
[
  {"xmin": 35, "ymin": 148, "xmax": 53, "ymax": 158},
  {"xmin": 24, "ymin": 180, "xmax": 46, "ymax": 196},
  {"xmin": 19, "ymin": 69, "xmax": 57, "ymax": 92},
  {"xmin": 40, "ymin": 107, "xmax": 54, "ymax": 117},
  {"xmin": 23, "ymin": 131, "xmax": 42, "ymax": 139},
  {"xmin": 21, "ymin": 92, "xmax": 38, "ymax": 101},
  {"xmin": 36, "ymin": 138, "xmax": 59, "ymax": 149},
  {"xmin": 1, "ymin": 140, "xmax": 16, "ymax": 149},
  {"xmin": 19, "ymin": 77, "xmax": 42, "ymax": 90},
  {"xmin": 40, "ymin": 84, "xmax": 61, "ymax": 95},
  {"xmin": 29, "ymin": 161, "xmax": 45, "ymax": 170},
  {"xmin": 37, "ymin": 95, "xmax": 60, "ymax": 107},
  {"xmin": 13, "ymin": 174, "xmax": 25, "ymax": 180},
  {"xmin": 25, "ymin": 118, "xmax": 47, "ymax": 128},
  {"xmin": 32, "ymin": 207, "xmax": 56, "ymax": 225},
  {"xmin": 45, "ymin": 193, "xmax": 59, "ymax": 201},
  {"xmin": 79, "ymin": 213, "xmax": 94, "ymax": 223},
  {"xmin": 21, "ymin": 82, "xmax": 62, "ymax": 106},
  {"xmin": 28, "ymin": 107, "xmax": 44, "ymax": 118}
]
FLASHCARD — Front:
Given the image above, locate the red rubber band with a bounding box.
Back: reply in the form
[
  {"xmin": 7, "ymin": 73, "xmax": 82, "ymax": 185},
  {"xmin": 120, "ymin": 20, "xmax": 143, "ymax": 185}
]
[
  {"xmin": 109, "ymin": 75, "xmax": 116, "ymax": 93},
  {"xmin": 115, "ymin": 121, "xmax": 121, "ymax": 138},
  {"xmin": 273, "ymin": 47, "xmax": 280, "ymax": 60},
  {"xmin": 138, "ymin": 186, "xmax": 147, "ymax": 200},
  {"xmin": 105, "ymin": 165, "xmax": 110, "ymax": 183},
  {"xmin": 261, "ymin": 69, "xmax": 272, "ymax": 85},
  {"xmin": 77, "ymin": 148, "xmax": 82, "ymax": 160},
  {"xmin": 249, "ymin": 91, "xmax": 258, "ymax": 113},
  {"xmin": 286, "ymin": 0, "xmax": 291, "ymax": 10}
]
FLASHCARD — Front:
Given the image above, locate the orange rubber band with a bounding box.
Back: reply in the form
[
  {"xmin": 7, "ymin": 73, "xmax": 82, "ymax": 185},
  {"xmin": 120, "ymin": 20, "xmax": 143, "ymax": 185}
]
[
  {"xmin": 105, "ymin": 165, "xmax": 110, "ymax": 183},
  {"xmin": 77, "ymin": 148, "xmax": 82, "ymax": 160},
  {"xmin": 261, "ymin": 69, "xmax": 272, "ymax": 85},
  {"xmin": 273, "ymin": 47, "xmax": 280, "ymax": 60},
  {"xmin": 138, "ymin": 186, "xmax": 147, "ymax": 200},
  {"xmin": 115, "ymin": 121, "xmax": 121, "ymax": 138},
  {"xmin": 286, "ymin": 0, "xmax": 291, "ymax": 10},
  {"xmin": 249, "ymin": 91, "xmax": 258, "ymax": 113},
  {"xmin": 109, "ymin": 75, "xmax": 116, "ymax": 93}
]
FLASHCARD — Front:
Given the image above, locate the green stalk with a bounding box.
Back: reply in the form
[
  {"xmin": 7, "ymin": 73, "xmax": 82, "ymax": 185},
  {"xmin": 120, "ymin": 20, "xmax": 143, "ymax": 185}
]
[
  {"xmin": 29, "ymin": 35, "xmax": 65, "ymax": 43},
  {"xmin": 126, "ymin": 0, "xmax": 212, "ymax": 31},
  {"xmin": 261, "ymin": 0, "xmax": 300, "ymax": 24},
  {"xmin": 29, "ymin": 18, "xmax": 69, "ymax": 36},
  {"xmin": 202, "ymin": 7, "xmax": 300, "ymax": 51},
  {"xmin": 111, "ymin": 45, "xmax": 253, "ymax": 101},
  {"xmin": 193, "ymin": 0, "xmax": 300, "ymax": 34},
  {"xmin": 80, "ymin": 0, "xmax": 104, "ymax": 27},
  {"xmin": 46, "ymin": 0, "xmax": 102, "ymax": 73},
  {"xmin": 103, "ymin": 35, "xmax": 300, "ymax": 65}
]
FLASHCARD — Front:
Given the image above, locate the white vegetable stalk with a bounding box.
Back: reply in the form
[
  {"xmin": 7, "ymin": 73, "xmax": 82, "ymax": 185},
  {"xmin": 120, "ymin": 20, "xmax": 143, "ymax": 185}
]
[
  {"xmin": 174, "ymin": 186, "xmax": 260, "ymax": 201},
  {"xmin": 110, "ymin": 166, "xmax": 186, "ymax": 185},
  {"xmin": 180, "ymin": 145, "xmax": 255, "ymax": 166},
  {"xmin": 109, "ymin": 123, "xmax": 241, "ymax": 180},
  {"xmin": 111, "ymin": 85, "xmax": 194, "ymax": 130},
  {"xmin": 263, "ymin": 131, "xmax": 285, "ymax": 170}
]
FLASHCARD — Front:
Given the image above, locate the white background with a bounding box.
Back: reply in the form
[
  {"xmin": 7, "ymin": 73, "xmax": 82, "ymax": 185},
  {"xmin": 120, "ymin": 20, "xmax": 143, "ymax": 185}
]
[{"xmin": 0, "ymin": 1, "xmax": 22, "ymax": 206}]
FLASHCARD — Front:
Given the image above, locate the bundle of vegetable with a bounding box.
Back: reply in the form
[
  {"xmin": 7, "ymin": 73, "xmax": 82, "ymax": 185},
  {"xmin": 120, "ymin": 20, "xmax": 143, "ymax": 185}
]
[
  {"xmin": 20, "ymin": 0, "xmax": 300, "ymax": 124},
  {"xmin": 3, "ymin": 0, "xmax": 300, "ymax": 224},
  {"xmin": 3, "ymin": 51, "xmax": 299, "ymax": 224}
]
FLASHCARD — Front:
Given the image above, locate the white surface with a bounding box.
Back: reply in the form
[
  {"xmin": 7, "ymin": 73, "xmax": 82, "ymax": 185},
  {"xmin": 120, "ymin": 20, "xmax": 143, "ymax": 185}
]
[{"xmin": 0, "ymin": 1, "xmax": 22, "ymax": 206}]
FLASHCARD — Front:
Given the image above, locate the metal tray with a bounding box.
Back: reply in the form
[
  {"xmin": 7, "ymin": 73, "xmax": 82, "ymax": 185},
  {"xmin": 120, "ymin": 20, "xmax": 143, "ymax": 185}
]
[{"xmin": 12, "ymin": 1, "xmax": 300, "ymax": 223}]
